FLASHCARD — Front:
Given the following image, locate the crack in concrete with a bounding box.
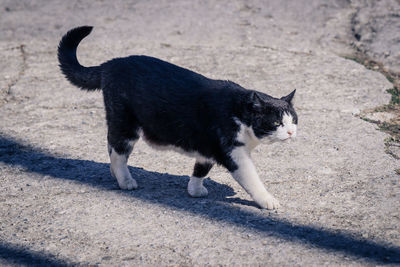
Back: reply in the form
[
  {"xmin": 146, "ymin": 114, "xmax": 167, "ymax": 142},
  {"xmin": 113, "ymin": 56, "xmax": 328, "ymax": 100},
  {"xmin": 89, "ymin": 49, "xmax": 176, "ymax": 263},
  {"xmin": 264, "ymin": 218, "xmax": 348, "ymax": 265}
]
[
  {"xmin": 5, "ymin": 44, "xmax": 28, "ymax": 96},
  {"xmin": 252, "ymin": 44, "xmax": 313, "ymax": 56}
]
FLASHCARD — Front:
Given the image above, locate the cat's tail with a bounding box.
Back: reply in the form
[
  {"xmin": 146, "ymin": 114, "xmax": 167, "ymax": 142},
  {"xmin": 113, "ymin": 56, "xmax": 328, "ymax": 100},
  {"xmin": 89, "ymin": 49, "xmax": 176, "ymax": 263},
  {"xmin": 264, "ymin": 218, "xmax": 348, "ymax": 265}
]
[{"xmin": 58, "ymin": 26, "xmax": 101, "ymax": 91}]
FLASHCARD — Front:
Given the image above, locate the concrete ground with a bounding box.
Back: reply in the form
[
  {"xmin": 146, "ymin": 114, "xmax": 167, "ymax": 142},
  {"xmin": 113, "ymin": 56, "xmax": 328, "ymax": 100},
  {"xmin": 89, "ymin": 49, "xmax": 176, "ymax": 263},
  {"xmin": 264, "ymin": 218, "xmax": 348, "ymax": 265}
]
[{"xmin": 0, "ymin": 0, "xmax": 399, "ymax": 266}]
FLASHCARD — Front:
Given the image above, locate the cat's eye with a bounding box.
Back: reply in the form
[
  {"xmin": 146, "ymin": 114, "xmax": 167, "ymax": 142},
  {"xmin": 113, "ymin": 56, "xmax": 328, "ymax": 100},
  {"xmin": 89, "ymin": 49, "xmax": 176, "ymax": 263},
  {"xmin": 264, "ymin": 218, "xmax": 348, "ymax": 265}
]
[{"xmin": 274, "ymin": 121, "xmax": 281, "ymax": 126}]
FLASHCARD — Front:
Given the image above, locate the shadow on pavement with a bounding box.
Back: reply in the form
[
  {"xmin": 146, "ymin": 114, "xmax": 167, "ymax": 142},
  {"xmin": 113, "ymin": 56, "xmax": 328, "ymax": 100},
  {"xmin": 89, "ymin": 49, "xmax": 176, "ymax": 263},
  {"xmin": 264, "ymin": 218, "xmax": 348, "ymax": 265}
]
[
  {"xmin": 0, "ymin": 241, "xmax": 75, "ymax": 266},
  {"xmin": 0, "ymin": 134, "xmax": 399, "ymax": 264}
]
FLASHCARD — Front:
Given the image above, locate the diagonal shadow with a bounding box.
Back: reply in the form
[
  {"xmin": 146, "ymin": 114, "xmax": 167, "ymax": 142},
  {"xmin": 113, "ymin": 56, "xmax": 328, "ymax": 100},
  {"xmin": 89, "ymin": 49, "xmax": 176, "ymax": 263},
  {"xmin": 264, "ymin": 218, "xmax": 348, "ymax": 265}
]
[
  {"xmin": 0, "ymin": 134, "xmax": 399, "ymax": 264},
  {"xmin": 0, "ymin": 241, "xmax": 75, "ymax": 266}
]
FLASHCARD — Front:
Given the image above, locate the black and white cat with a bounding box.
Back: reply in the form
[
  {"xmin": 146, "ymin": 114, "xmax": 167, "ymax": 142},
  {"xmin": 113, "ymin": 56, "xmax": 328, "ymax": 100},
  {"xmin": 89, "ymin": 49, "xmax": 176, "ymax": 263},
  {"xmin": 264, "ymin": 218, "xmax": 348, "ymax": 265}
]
[{"xmin": 58, "ymin": 26, "xmax": 297, "ymax": 209}]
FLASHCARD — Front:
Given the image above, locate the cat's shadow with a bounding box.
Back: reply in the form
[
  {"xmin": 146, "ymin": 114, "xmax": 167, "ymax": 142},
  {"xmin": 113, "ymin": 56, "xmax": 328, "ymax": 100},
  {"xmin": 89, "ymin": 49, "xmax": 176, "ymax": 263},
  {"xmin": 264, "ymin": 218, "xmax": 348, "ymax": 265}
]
[
  {"xmin": 126, "ymin": 165, "xmax": 258, "ymax": 208},
  {"xmin": 0, "ymin": 134, "xmax": 257, "ymax": 208}
]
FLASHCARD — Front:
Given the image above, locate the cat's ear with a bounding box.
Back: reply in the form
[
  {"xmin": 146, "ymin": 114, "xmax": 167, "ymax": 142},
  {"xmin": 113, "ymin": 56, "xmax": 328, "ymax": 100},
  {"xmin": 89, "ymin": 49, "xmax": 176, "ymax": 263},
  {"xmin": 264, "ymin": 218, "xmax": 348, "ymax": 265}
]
[
  {"xmin": 281, "ymin": 89, "xmax": 296, "ymax": 105},
  {"xmin": 248, "ymin": 91, "xmax": 264, "ymax": 111}
]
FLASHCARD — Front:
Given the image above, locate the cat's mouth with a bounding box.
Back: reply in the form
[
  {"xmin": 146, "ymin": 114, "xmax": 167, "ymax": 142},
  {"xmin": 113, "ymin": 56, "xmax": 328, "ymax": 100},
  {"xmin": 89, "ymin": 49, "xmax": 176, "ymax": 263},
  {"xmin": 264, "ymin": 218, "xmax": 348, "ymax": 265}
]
[{"xmin": 280, "ymin": 135, "xmax": 296, "ymax": 142}]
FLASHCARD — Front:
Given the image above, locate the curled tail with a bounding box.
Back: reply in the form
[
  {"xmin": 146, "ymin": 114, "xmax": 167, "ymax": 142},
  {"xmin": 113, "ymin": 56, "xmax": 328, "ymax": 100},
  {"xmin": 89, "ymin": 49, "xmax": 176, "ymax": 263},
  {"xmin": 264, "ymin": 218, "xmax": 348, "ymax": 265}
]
[{"xmin": 58, "ymin": 26, "xmax": 101, "ymax": 91}]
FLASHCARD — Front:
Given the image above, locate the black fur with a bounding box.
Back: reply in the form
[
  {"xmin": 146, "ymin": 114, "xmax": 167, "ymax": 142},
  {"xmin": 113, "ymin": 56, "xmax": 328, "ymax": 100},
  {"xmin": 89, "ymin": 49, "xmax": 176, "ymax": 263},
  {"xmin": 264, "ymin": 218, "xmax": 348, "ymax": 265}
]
[
  {"xmin": 58, "ymin": 26, "xmax": 297, "ymax": 174},
  {"xmin": 192, "ymin": 162, "xmax": 214, "ymax": 178},
  {"xmin": 58, "ymin": 26, "xmax": 101, "ymax": 90}
]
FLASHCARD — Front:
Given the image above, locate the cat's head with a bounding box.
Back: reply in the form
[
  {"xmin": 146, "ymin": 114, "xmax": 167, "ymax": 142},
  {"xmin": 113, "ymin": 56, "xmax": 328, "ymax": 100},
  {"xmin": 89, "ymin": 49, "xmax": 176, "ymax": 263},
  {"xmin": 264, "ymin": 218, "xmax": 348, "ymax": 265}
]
[{"xmin": 243, "ymin": 89, "xmax": 297, "ymax": 142}]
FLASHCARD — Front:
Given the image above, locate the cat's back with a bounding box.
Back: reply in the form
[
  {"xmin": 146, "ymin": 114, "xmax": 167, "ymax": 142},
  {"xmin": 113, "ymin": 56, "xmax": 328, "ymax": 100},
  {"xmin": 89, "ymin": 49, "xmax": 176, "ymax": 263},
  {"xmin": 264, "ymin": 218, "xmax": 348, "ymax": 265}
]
[
  {"xmin": 100, "ymin": 54, "xmax": 240, "ymax": 108},
  {"xmin": 101, "ymin": 54, "xmax": 247, "ymax": 118},
  {"xmin": 102, "ymin": 55, "xmax": 208, "ymax": 86}
]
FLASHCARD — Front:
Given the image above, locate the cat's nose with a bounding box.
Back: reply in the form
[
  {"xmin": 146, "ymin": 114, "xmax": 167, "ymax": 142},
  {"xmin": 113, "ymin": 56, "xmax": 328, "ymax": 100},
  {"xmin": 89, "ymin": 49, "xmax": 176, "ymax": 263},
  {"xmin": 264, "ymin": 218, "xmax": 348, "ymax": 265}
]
[{"xmin": 287, "ymin": 131, "xmax": 293, "ymax": 136}]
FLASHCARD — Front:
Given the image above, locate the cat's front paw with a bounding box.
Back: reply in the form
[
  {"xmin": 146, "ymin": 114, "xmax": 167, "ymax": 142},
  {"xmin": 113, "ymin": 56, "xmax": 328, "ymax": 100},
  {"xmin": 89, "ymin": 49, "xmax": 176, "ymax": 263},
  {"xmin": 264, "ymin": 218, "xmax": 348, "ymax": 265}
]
[
  {"xmin": 118, "ymin": 178, "xmax": 138, "ymax": 190},
  {"xmin": 254, "ymin": 194, "xmax": 280, "ymax": 210}
]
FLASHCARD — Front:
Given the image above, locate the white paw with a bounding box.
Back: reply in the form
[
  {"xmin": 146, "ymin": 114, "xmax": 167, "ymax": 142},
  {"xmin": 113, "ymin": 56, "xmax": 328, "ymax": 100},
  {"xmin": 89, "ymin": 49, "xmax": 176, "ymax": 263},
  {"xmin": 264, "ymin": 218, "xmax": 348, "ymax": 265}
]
[
  {"xmin": 188, "ymin": 185, "xmax": 208, "ymax": 198},
  {"xmin": 110, "ymin": 166, "xmax": 137, "ymax": 190},
  {"xmin": 187, "ymin": 177, "xmax": 208, "ymax": 198},
  {"xmin": 118, "ymin": 177, "xmax": 138, "ymax": 190},
  {"xmin": 255, "ymin": 194, "xmax": 280, "ymax": 210}
]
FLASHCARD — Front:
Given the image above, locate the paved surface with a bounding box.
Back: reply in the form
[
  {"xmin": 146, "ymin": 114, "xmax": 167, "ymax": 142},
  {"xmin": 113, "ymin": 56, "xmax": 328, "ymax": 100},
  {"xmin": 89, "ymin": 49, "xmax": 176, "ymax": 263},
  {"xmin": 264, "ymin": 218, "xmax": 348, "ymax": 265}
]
[
  {"xmin": 0, "ymin": 0, "xmax": 399, "ymax": 265},
  {"xmin": 351, "ymin": 0, "xmax": 400, "ymax": 73}
]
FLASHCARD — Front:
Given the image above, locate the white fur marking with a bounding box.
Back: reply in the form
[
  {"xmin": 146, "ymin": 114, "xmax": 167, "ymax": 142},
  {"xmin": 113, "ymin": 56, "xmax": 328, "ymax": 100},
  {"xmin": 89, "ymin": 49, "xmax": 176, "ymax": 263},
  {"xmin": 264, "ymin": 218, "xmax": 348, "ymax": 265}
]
[
  {"xmin": 233, "ymin": 118, "xmax": 261, "ymax": 152},
  {"xmin": 267, "ymin": 113, "xmax": 297, "ymax": 142},
  {"xmin": 110, "ymin": 148, "xmax": 137, "ymax": 190},
  {"xmin": 230, "ymin": 147, "xmax": 280, "ymax": 209},
  {"xmin": 187, "ymin": 176, "xmax": 208, "ymax": 197}
]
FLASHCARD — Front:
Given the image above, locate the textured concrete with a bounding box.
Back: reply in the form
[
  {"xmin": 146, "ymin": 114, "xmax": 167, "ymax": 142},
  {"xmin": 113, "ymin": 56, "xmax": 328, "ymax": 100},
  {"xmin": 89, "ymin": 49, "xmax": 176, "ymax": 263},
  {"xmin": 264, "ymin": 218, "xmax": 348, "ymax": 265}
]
[
  {"xmin": 0, "ymin": 0, "xmax": 399, "ymax": 265},
  {"xmin": 351, "ymin": 0, "xmax": 400, "ymax": 73}
]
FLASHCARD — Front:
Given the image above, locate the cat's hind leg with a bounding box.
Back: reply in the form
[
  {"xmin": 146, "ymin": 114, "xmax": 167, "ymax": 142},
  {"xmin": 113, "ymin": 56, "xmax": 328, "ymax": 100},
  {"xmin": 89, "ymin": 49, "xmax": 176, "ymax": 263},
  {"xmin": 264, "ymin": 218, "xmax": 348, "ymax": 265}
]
[
  {"xmin": 107, "ymin": 123, "xmax": 140, "ymax": 190},
  {"xmin": 188, "ymin": 161, "xmax": 213, "ymax": 197},
  {"xmin": 108, "ymin": 140, "xmax": 137, "ymax": 190}
]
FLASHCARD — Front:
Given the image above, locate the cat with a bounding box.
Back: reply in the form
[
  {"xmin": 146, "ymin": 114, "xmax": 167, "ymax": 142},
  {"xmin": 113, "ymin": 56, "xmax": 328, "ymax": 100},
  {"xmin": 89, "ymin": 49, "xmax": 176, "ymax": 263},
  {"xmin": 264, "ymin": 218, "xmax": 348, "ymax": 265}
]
[{"xmin": 58, "ymin": 26, "xmax": 297, "ymax": 210}]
